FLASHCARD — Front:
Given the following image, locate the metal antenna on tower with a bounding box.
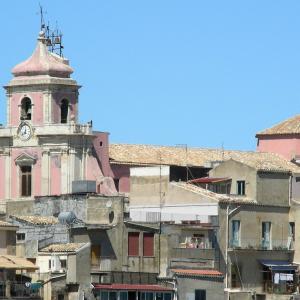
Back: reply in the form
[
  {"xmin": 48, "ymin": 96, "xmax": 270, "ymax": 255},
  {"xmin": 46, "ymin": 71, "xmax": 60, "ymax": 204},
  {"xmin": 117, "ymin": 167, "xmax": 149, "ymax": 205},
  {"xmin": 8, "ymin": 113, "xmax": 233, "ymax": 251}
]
[
  {"xmin": 38, "ymin": 4, "xmax": 46, "ymax": 32},
  {"xmin": 37, "ymin": 4, "xmax": 65, "ymax": 57}
]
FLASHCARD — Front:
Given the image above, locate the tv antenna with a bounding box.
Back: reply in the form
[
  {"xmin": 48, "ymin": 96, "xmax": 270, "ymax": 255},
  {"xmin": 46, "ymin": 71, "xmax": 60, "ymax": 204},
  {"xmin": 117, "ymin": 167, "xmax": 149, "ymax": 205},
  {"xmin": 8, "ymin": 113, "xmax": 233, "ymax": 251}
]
[{"xmin": 38, "ymin": 4, "xmax": 64, "ymax": 57}]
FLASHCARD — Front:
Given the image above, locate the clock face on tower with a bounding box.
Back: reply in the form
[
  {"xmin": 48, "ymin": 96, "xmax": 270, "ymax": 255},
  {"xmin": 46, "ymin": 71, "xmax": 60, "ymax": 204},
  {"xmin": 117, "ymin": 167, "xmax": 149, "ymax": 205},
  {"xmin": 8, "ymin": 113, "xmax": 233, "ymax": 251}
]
[{"xmin": 18, "ymin": 123, "xmax": 32, "ymax": 141}]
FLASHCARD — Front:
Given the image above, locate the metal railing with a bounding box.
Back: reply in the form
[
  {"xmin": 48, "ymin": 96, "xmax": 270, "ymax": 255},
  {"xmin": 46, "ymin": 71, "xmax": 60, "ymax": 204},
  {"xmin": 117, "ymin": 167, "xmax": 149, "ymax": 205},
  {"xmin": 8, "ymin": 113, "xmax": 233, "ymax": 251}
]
[
  {"xmin": 229, "ymin": 238, "xmax": 294, "ymax": 250},
  {"xmin": 0, "ymin": 282, "xmax": 41, "ymax": 299},
  {"xmin": 263, "ymin": 279, "xmax": 297, "ymax": 294}
]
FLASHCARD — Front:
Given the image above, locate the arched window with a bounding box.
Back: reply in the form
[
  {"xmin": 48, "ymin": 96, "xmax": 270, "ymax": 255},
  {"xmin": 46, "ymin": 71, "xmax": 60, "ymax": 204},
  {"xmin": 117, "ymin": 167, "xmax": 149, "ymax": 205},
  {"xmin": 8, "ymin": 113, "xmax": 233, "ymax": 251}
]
[
  {"xmin": 20, "ymin": 97, "xmax": 32, "ymax": 120},
  {"xmin": 61, "ymin": 99, "xmax": 69, "ymax": 124}
]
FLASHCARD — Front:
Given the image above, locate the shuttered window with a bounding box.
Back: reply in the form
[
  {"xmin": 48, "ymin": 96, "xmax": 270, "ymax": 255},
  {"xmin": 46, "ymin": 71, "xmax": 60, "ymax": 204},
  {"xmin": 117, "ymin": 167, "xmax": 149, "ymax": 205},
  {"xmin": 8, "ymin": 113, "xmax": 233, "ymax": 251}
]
[
  {"xmin": 143, "ymin": 233, "xmax": 154, "ymax": 257},
  {"xmin": 128, "ymin": 232, "xmax": 139, "ymax": 256}
]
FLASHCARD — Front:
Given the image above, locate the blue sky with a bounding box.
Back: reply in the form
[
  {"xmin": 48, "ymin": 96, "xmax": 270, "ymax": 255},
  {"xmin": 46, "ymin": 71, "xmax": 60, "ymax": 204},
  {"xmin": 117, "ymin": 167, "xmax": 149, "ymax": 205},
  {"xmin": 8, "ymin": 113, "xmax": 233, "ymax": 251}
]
[{"xmin": 0, "ymin": 1, "xmax": 300, "ymax": 150}]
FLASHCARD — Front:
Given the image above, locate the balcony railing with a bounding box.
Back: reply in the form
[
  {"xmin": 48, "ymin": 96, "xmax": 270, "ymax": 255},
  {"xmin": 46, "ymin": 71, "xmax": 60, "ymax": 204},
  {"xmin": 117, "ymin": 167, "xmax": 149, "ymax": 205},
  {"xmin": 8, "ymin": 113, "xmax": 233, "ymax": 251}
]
[
  {"xmin": 229, "ymin": 238, "xmax": 294, "ymax": 250},
  {"xmin": 263, "ymin": 279, "xmax": 297, "ymax": 294},
  {"xmin": 0, "ymin": 282, "xmax": 41, "ymax": 299}
]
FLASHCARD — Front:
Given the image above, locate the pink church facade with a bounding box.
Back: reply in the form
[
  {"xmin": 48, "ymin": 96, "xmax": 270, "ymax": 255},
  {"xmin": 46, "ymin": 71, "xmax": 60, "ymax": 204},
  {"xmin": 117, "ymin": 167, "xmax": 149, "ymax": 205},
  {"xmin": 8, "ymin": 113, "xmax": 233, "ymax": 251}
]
[{"xmin": 0, "ymin": 31, "xmax": 116, "ymax": 202}]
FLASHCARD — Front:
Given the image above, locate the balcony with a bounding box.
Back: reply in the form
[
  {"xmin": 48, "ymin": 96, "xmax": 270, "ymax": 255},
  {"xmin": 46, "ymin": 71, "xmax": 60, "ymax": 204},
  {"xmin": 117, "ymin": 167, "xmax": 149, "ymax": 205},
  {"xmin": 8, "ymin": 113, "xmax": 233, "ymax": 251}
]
[
  {"xmin": 263, "ymin": 279, "xmax": 297, "ymax": 295},
  {"xmin": 0, "ymin": 281, "xmax": 41, "ymax": 299},
  {"xmin": 229, "ymin": 238, "xmax": 294, "ymax": 251}
]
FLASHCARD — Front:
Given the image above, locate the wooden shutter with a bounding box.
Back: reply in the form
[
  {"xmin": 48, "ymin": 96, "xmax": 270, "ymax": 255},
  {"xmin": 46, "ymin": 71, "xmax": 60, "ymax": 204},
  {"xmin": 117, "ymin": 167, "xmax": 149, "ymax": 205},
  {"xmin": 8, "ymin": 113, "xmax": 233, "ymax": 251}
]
[
  {"xmin": 143, "ymin": 233, "xmax": 154, "ymax": 256},
  {"xmin": 128, "ymin": 232, "xmax": 139, "ymax": 256}
]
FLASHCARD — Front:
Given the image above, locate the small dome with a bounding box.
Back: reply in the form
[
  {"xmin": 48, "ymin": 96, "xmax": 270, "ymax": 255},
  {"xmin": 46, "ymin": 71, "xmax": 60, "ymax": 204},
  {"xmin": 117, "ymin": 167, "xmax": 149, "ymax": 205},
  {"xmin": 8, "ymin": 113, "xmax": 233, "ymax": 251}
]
[{"xmin": 12, "ymin": 31, "xmax": 73, "ymax": 78}]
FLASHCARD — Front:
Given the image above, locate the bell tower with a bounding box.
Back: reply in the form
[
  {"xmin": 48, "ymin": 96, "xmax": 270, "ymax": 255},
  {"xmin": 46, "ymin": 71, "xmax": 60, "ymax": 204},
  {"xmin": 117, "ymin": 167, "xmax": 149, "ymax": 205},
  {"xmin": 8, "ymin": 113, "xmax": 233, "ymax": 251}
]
[
  {"xmin": 6, "ymin": 31, "xmax": 79, "ymax": 128},
  {"xmin": 0, "ymin": 30, "xmax": 116, "ymax": 201}
]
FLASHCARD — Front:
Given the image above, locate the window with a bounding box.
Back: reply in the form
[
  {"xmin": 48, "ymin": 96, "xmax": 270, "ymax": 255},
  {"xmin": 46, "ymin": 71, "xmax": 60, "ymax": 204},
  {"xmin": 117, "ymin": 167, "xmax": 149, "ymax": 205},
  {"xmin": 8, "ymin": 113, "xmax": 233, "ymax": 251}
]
[
  {"xmin": 128, "ymin": 232, "xmax": 139, "ymax": 256},
  {"xmin": 164, "ymin": 294, "xmax": 172, "ymax": 300},
  {"xmin": 109, "ymin": 292, "xmax": 117, "ymax": 300},
  {"xmin": 143, "ymin": 233, "xmax": 154, "ymax": 256},
  {"xmin": 17, "ymin": 233, "xmax": 25, "ymax": 241},
  {"xmin": 60, "ymin": 259, "xmax": 67, "ymax": 269},
  {"xmin": 289, "ymin": 222, "xmax": 295, "ymax": 242},
  {"xmin": 296, "ymin": 177, "xmax": 300, "ymax": 182},
  {"xmin": 60, "ymin": 99, "xmax": 69, "ymax": 124},
  {"xmin": 262, "ymin": 222, "xmax": 271, "ymax": 249},
  {"xmin": 237, "ymin": 180, "xmax": 245, "ymax": 195},
  {"xmin": 141, "ymin": 292, "xmax": 154, "ymax": 300},
  {"xmin": 195, "ymin": 290, "xmax": 206, "ymax": 300},
  {"xmin": 120, "ymin": 292, "xmax": 128, "ymax": 300},
  {"xmin": 91, "ymin": 245, "xmax": 101, "ymax": 267},
  {"xmin": 231, "ymin": 220, "xmax": 240, "ymax": 247},
  {"xmin": 100, "ymin": 291, "xmax": 109, "ymax": 300},
  {"xmin": 58, "ymin": 295, "xmax": 64, "ymax": 300},
  {"xmin": 20, "ymin": 97, "xmax": 32, "ymax": 120},
  {"xmin": 114, "ymin": 178, "xmax": 120, "ymax": 192},
  {"xmin": 48, "ymin": 259, "xmax": 51, "ymax": 270},
  {"xmin": 20, "ymin": 166, "xmax": 32, "ymax": 197}
]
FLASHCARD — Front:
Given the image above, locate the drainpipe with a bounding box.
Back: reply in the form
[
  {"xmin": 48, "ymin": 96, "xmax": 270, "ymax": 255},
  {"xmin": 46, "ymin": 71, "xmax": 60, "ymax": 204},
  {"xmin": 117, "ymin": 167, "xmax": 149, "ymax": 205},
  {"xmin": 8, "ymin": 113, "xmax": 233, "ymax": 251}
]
[
  {"xmin": 225, "ymin": 204, "xmax": 241, "ymax": 300},
  {"xmin": 289, "ymin": 174, "xmax": 292, "ymax": 206},
  {"xmin": 225, "ymin": 205, "xmax": 229, "ymax": 300}
]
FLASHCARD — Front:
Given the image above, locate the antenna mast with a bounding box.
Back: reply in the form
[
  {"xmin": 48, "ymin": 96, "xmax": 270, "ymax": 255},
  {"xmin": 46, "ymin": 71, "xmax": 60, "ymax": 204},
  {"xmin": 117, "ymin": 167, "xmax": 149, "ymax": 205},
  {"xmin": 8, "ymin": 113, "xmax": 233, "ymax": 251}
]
[{"xmin": 38, "ymin": 4, "xmax": 65, "ymax": 57}]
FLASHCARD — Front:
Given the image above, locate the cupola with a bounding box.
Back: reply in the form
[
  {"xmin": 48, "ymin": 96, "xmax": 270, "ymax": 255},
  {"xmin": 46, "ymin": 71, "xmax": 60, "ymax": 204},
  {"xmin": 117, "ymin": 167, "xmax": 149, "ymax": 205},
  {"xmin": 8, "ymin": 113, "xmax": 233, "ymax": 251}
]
[{"xmin": 12, "ymin": 31, "xmax": 73, "ymax": 78}]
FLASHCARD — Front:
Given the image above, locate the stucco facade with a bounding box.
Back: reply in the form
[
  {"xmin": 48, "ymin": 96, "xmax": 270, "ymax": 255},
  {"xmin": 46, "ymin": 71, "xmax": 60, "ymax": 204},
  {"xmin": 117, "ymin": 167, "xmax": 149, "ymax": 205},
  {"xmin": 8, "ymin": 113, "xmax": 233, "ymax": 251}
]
[{"xmin": 0, "ymin": 31, "xmax": 116, "ymax": 205}]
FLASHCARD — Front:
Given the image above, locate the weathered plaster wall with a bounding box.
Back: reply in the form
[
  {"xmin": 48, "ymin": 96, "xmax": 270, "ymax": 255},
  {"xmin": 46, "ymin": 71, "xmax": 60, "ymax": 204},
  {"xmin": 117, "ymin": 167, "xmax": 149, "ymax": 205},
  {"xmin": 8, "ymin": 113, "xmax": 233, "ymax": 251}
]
[
  {"xmin": 176, "ymin": 276, "xmax": 224, "ymax": 300},
  {"xmin": 256, "ymin": 172, "xmax": 290, "ymax": 205},
  {"xmin": 209, "ymin": 160, "xmax": 257, "ymax": 199}
]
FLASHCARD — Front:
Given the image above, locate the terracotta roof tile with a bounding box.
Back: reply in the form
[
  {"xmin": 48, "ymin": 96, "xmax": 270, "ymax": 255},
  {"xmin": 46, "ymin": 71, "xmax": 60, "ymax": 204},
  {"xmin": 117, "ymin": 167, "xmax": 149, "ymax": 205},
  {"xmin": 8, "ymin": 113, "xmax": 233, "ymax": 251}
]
[
  {"xmin": 0, "ymin": 220, "xmax": 17, "ymax": 227},
  {"xmin": 109, "ymin": 144, "xmax": 300, "ymax": 172},
  {"xmin": 171, "ymin": 268, "xmax": 223, "ymax": 277},
  {"xmin": 40, "ymin": 243, "xmax": 86, "ymax": 253},
  {"xmin": 11, "ymin": 215, "xmax": 59, "ymax": 225},
  {"xmin": 0, "ymin": 255, "xmax": 38, "ymax": 270},
  {"xmin": 172, "ymin": 182, "xmax": 256, "ymax": 204},
  {"xmin": 257, "ymin": 115, "xmax": 300, "ymax": 136}
]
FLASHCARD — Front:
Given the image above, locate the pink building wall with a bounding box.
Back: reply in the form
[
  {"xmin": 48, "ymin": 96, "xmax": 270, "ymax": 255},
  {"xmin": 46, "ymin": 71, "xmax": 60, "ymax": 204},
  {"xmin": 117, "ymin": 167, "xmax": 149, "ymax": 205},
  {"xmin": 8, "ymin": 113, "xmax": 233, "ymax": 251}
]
[
  {"xmin": 0, "ymin": 157, "xmax": 5, "ymax": 199},
  {"xmin": 10, "ymin": 92, "xmax": 43, "ymax": 127},
  {"xmin": 93, "ymin": 132, "xmax": 111, "ymax": 177},
  {"xmin": 52, "ymin": 92, "xmax": 77, "ymax": 123},
  {"xmin": 11, "ymin": 148, "xmax": 42, "ymax": 199},
  {"xmin": 257, "ymin": 136, "xmax": 300, "ymax": 161},
  {"xmin": 50, "ymin": 154, "xmax": 61, "ymax": 195}
]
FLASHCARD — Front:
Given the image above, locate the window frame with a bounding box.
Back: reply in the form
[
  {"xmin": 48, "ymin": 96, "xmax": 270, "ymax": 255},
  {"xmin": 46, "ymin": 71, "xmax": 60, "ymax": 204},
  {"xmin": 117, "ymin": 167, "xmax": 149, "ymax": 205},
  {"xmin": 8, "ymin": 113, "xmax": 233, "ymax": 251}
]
[
  {"xmin": 20, "ymin": 165, "xmax": 32, "ymax": 197},
  {"xmin": 236, "ymin": 180, "xmax": 245, "ymax": 195}
]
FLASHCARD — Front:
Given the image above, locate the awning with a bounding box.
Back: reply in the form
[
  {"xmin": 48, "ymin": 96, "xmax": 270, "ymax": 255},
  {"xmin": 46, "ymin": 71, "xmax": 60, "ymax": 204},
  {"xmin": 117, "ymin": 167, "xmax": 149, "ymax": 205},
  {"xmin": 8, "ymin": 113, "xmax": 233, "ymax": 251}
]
[{"xmin": 259, "ymin": 260, "xmax": 297, "ymax": 272}]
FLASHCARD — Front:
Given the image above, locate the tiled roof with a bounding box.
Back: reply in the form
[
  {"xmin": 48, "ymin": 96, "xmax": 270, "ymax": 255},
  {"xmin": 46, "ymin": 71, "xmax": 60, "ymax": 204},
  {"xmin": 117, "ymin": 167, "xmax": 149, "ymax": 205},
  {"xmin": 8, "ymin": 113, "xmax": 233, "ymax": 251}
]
[
  {"xmin": 93, "ymin": 284, "xmax": 172, "ymax": 292},
  {"xmin": 257, "ymin": 115, "xmax": 300, "ymax": 136},
  {"xmin": 172, "ymin": 182, "xmax": 256, "ymax": 204},
  {"xmin": 40, "ymin": 243, "xmax": 86, "ymax": 253},
  {"xmin": 171, "ymin": 268, "xmax": 223, "ymax": 277},
  {"xmin": 0, "ymin": 220, "xmax": 17, "ymax": 228},
  {"xmin": 0, "ymin": 255, "xmax": 38, "ymax": 270},
  {"xmin": 109, "ymin": 144, "xmax": 300, "ymax": 172},
  {"xmin": 11, "ymin": 215, "xmax": 59, "ymax": 225}
]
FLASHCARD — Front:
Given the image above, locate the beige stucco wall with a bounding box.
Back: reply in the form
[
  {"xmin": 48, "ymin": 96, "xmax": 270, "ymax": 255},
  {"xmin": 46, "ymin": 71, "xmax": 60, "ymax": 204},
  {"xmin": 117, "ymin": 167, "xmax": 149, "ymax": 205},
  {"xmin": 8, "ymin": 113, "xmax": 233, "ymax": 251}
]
[
  {"xmin": 218, "ymin": 204, "xmax": 292, "ymax": 292},
  {"xmin": 209, "ymin": 160, "xmax": 257, "ymax": 199}
]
